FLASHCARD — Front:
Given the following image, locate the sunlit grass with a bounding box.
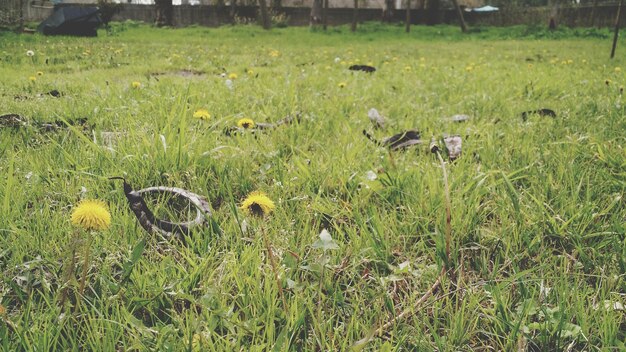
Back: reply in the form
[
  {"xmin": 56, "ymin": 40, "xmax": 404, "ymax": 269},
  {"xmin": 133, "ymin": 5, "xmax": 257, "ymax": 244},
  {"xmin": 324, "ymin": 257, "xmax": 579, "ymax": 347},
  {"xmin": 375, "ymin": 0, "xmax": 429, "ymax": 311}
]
[{"xmin": 0, "ymin": 22, "xmax": 624, "ymax": 350}]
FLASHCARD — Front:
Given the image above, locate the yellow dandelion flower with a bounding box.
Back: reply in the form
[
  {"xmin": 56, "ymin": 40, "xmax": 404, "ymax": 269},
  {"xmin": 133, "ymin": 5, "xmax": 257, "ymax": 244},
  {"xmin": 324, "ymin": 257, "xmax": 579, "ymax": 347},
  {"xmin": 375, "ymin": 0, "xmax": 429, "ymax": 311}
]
[
  {"xmin": 269, "ymin": 50, "xmax": 280, "ymax": 57},
  {"xmin": 237, "ymin": 118, "xmax": 255, "ymax": 129},
  {"xmin": 36, "ymin": 71, "xmax": 44, "ymax": 76},
  {"xmin": 339, "ymin": 61, "xmax": 347, "ymax": 65},
  {"xmin": 567, "ymin": 59, "xmax": 573, "ymax": 64},
  {"xmin": 247, "ymin": 69, "xmax": 254, "ymax": 75},
  {"xmin": 71, "ymin": 200, "xmax": 111, "ymax": 231},
  {"xmin": 131, "ymin": 81, "xmax": 141, "ymax": 89},
  {"xmin": 28, "ymin": 76, "xmax": 36, "ymax": 82},
  {"xmin": 228, "ymin": 73, "xmax": 238, "ymax": 80},
  {"xmin": 240, "ymin": 191, "xmax": 275, "ymax": 217},
  {"xmin": 582, "ymin": 59, "xmax": 587, "ymax": 64},
  {"xmin": 465, "ymin": 66, "xmax": 474, "ymax": 72},
  {"xmin": 193, "ymin": 109, "xmax": 211, "ymax": 120},
  {"xmin": 338, "ymin": 82, "xmax": 346, "ymax": 88},
  {"xmin": 0, "ymin": 304, "xmax": 6, "ymax": 316},
  {"xmin": 404, "ymin": 66, "xmax": 412, "ymax": 72},
  {"xmin": 615, "ymin": 67, "xmax": 621, "ymax": 73}
]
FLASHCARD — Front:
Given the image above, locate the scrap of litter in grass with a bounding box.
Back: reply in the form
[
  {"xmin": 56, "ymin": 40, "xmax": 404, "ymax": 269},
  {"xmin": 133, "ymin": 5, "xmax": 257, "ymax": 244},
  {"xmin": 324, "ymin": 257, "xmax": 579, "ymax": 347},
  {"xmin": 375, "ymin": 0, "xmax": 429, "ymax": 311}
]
[
  {"xmin": 363, "ymin": 129, "xmax": 422, "ymax": 150},
  {"xmin": 521, "ymin": 108, "xmax": 557, "ymax": 121},
  {"xmin": 110, "ymin": 177, "xmax": 212, "ymax": 242},
  {"xmin": 349, "ymin": 64, "xmax": 377, "ymax": 73}
]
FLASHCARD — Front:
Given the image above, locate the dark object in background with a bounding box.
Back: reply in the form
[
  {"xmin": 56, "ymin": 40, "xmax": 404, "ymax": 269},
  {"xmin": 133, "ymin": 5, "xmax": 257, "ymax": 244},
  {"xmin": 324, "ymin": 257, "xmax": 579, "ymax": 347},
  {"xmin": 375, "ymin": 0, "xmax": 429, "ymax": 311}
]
[
  {"xmin": 0, "ymin": 114, "xmax": 26, "ymax": 128},
  {"xmin": 47, "ymin": 90, "xmax": 62, "ymax": 98},
  {"xmin": 0, "ymin": 113, "xmax": 89, "ymax": 132},
  {"xmin": 349, "ymin": 65, "xmax": 376, "ymax": 73},
  {"xmin": 38, "ymin": 7, "xmax": 102, "ymax": 37},
  {"xmin": 521, "ymin": 109, "xmax": 556, "ymax": 121},
  {"xmin": 363, "ymin": 130, "xmax": 421, "ymax": 150},
  {"xmin": 38, "ymin": 117, "xmax": 89, "ymax": 132}
]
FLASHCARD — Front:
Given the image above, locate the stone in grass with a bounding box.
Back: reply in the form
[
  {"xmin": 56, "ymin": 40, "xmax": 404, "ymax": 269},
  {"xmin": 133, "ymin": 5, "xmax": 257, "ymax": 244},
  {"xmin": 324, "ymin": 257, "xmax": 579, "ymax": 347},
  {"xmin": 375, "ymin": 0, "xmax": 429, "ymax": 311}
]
[
  {"xmin": 443, "ymin": 135, "xmax": 462, "ymax": 161},
  {"xmin": 450, "ymin": 114, "xmax": 470, "ymax": 123},
  {"xmin": 368, "ymin": 108, "xmax": 385, "ymax": 129}
]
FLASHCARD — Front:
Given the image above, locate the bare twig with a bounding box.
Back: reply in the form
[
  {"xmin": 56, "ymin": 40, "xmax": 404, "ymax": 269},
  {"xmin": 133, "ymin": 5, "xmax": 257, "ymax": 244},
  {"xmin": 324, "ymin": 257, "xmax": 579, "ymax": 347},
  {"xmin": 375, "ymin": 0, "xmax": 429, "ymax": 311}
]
[
  {"xmin": 611, "ymin": 0, "xmax": 624, "ymax": 59},
  {"xmin": 376, "ymin": 266, "xmax": 445, "ymax": 333}
]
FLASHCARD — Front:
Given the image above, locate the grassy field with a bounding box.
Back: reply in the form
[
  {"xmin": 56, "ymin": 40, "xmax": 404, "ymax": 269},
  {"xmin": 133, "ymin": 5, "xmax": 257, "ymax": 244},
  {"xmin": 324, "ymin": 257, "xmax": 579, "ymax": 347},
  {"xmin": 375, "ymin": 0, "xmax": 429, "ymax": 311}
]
[{"xmin": 0, "ymin": 23, "xmax": 625, "ymax": 351}]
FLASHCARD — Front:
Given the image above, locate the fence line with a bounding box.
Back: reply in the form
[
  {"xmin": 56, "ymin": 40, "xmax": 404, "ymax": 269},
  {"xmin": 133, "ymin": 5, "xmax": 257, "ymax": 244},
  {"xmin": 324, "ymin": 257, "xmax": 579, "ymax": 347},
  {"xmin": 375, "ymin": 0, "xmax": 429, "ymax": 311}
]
[
  {"xmin": 0, "ymin": 0, "xmax": 24, "ymax": 29},
  {"xmin": 7, "ymin": 2, "xmax": 624, "ymax": 29}
]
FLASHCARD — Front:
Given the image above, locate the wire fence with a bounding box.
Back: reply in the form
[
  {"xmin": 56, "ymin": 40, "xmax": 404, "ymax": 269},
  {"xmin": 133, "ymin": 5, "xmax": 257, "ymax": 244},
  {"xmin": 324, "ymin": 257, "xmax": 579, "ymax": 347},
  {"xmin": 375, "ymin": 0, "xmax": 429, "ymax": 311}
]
[{"xmin": 0, "ymin": 0, "xmax": 25, "ymax": 29}]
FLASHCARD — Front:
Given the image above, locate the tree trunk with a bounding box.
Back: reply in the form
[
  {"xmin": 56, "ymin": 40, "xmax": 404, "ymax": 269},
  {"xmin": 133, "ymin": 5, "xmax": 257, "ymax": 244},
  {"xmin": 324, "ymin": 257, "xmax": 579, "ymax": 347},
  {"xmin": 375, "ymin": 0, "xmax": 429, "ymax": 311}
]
[
  {"xmin": 310, "ymin": 0, "xmax": 322, "ymax": 27},
  {"xmin": 382, "ymin": 0, "xmax": 394, "ymax": 23},
  {"xmin": 590, "ymin": 0, "xmax": 599, "ymax": 27},
  {"xmin": 272, "ymin": 0, "xmax": 281, "ymax": 11},
  {"xmin": 229, "ymin": 0, "xmax": 236, "ymax": 22},
  {"xmin": 322, "ymin": 0, "xmax": 328, "ymax": 30},
  {"xmin": 450, "ymin": 0, "xmax": 467, "ymax": 32},
  {"xmin": 405, "ymin": 0, "xmax": 411, "ymax": 33},
  {"xmin": 154, "ymin": 0, "xmax": 173, "ymax": 27},
  {"xmin": 351, "ymin": 0, "xmax": 358, "ymax": 32},
  {"xmin": 258, "ymin": 0, "xmax": 271, "ymax": 29},
  {"xmin": 611, "ymin": 0, "xmax": 623, "ymax": 59},
  {"xmin": 548, "ymin": 0, "xmax": 559, "ymax": 30},
  {"xmin": 19, "ymin": 0, "xmax": 25, "ymax": 33}
]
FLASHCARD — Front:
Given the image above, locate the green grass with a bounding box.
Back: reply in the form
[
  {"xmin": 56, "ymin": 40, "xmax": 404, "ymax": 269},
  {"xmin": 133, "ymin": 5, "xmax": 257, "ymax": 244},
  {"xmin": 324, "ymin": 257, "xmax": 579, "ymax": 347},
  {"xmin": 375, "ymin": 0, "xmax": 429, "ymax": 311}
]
[{"xmin": 0, "ymin": 22, "xmax": 625, "ymax": 350}]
